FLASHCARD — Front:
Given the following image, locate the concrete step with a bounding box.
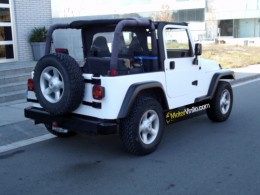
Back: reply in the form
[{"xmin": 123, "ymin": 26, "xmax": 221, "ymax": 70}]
[
  {"xmin": 0, "ymin": 73, "xmax": 31, "ymax": 85},
  {"xmin": 0, "ymin": 66, "xmax": 34, "ymax": 77},
  {"xmin": 0, "ymin": 62, "xmax": 35, "ymax": 103},
  {"xmin": 0, "ymin": 82, "xmax": 27, "ymax": 94},
  {"xmin": 0, "ymin": 90, "xmax": 26, "ymax": 104},
  {"xmin": 0, "ymin": 61, "xmax": 36, "ymax": 70}
]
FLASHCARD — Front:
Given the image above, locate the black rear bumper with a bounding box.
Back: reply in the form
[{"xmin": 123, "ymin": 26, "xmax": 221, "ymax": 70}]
[{"xmin": 24, "ymin": 107, "xmax": 118, "ymax": 135}]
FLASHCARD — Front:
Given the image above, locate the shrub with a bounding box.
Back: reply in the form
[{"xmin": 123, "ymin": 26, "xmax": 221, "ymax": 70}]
[{"xmin": 28, "ymin": 27, "xmax": 47, "ymax": 42}]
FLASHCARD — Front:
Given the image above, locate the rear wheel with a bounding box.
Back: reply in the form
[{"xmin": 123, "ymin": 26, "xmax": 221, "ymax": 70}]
[
  {"xmin": 207, "ymin": 81, "xmax": 233, "ymax": 122},
  {"xmin": 120, "ymin": 96, "xmax": 165, "ymax": 155}
]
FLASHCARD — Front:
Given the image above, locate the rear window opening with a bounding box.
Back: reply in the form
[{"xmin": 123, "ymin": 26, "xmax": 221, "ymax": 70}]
[{"xmin": 82, "ymin": 29, "xmax": 159, "ymax": 76}]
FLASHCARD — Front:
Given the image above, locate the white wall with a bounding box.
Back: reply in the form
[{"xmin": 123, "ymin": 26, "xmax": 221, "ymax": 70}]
[
  {"xmin": 239, "ymin": 19, "xmax": 260, "ymax": 38},
  {"xmin": 13, "ymin": 0, "xmax": 52, "ymax": 61},
  {"xmin": 213, "ymin": 0, "xmax": 260, "ymax": 20}
]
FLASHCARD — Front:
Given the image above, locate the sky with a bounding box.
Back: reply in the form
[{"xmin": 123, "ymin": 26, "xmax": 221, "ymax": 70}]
[
  {"xmin": 51, "ymin": 0, "xmax": 260, "ymax": 18},
  {"xmin": 51, "ymin": 0, "xmax": 175, "ymax": 18}
]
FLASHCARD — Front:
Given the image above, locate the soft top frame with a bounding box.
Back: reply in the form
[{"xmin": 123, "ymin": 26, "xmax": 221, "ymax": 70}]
[{"xmin": 44, "ymin": 18, "xmax": 187, "ymax": 75}]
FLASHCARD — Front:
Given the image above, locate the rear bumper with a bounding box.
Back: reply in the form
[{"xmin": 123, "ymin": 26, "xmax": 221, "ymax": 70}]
[{"xmin": 24, "ymin": 107, "xmax": 118, "ymax": 135}]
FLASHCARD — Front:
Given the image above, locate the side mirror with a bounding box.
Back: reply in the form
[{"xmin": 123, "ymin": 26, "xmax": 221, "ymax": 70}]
[{"xmin": 195, "ymin": 43, "xmax": 202, "ymax": 56}]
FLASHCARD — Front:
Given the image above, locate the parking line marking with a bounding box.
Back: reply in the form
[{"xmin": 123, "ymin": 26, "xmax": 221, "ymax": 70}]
[
  {"xmin": 0, "ymin": 134, "xmax": 55, "ymax": 153},
  {"xmin": 232, "ymin": 77, "xmax": 260, "ymax": 88}
]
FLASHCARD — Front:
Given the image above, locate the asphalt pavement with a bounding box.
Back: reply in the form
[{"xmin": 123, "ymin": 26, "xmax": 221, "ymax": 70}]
[
  {"xmin": 0, "ymin": 65, "xmax": 260, "ymax": 148},
  {"xmin": 1, "ymin": 78, "xmax": 260, "ymax": 195}
]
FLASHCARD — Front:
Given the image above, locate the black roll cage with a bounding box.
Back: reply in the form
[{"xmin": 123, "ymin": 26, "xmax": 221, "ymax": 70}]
[
  {"xmin": 45, "ymin": 18, "xmax": 157, "ymax": 72},
  {"xmin": 45, "ymin": 18, "xmax": 190, "ymax": 73}
]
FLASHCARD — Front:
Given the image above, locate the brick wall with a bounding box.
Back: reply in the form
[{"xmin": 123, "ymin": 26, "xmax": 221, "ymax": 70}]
[{"xmin": 13, "ymin": 0, "xmax": 52, "ymax": 61}]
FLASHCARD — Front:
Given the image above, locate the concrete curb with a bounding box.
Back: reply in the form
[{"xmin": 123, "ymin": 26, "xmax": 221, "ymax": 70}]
[{"xmin": 231, "ymin": 73, "xmax": 260, "ymax": 85}]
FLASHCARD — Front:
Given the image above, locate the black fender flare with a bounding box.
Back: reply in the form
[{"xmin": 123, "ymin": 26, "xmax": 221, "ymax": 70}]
[
  {"xmin": 118, "ymin": 81, "xmax": 169, "ymax": 118},
  {"xmin": 207, "ymin": 70, "xmax": 235, "ymax": 99}
]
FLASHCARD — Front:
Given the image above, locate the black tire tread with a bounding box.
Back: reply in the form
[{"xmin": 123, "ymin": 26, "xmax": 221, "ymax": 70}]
[
  {"xmin": 34, "ymin": 53, "xmax": 84, "ymax": 115},
  {"xmin": 207, "ymin": 81, "xmax": 233, "ymax": 122},
  {"xmin": 120, "ymin": 96, "xmax": 164, "ymax": 155}
]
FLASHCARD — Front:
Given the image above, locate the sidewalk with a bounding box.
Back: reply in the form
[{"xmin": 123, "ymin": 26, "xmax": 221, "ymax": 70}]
[
  {"xmin": 231, "ymin": 64, "xmax": 260, "ymax": 80},
  {"xmin": 0, "ymin": 64, "xmax": 260, "ymax": 127},
  {"xmin": 0, "ymin": 100, "xmax": 32, "ymax": 126}
]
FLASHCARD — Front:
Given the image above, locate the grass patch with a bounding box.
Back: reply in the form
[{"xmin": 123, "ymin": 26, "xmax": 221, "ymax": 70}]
[{"xmin": 201, "ymin": 44, "xmax": 260, "ymax": 69}]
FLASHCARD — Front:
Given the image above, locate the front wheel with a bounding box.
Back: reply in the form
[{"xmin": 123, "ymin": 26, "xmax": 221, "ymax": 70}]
[
  {"xmin": 119, "ymin": 96, "xmax": 165, "ymax": 155},
  {"xmin": 207, "ymin": 81, "xmax": 233, "ymax": 122}
]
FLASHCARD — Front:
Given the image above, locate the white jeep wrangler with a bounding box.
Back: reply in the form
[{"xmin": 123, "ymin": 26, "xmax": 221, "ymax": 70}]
[{"xmin": 25, "ymin": 18, "xmax": 234, "ymax": 155}]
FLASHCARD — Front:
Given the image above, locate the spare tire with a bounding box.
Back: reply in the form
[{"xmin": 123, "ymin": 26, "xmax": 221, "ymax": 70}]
[{"xmin": 33, "ymin": 53, "xmax": 84, "ymax": 115}]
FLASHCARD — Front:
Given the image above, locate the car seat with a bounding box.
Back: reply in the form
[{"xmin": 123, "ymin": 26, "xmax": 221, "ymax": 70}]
[{"xmin": 90, "ymin": 36, "xmax": 110, "ymax": 57}]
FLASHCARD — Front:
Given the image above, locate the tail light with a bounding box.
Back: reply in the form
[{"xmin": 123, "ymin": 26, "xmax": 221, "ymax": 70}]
[
  {"xmin": 52, "ymin": 122, "xmax": 58, "ymax": 127},
  {"xmin": 92, "ymin": 85, "xmax": 105, "ymax": 100},
  {"xmin": 110, "ymin": 70, "xmax": 117, "ymax": 76},
  {"xmin": 28, "ymin": 79, "xmax": 34, "ymax": 91},
  {"xmin": 55, "ymin": 48, "xmax": 69, "ymax": 54}
]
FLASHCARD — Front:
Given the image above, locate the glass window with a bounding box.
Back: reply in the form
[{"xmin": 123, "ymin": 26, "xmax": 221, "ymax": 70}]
[
  {"xmin": 0, "ymin": 0, "xmax": 15, "ymax": 62},
  {"xmin": 0, "ymin": 44, "xmax": 14, "ymax": 59},
  {"xmin": 0, "ymin": 8, "xmax": 11, "ymax": 22},
  {"xmin": 165, "ymin": 28, "xmax": 192, "ymax": 58},
  {"xmin": 121, "ymin": 32, "xmax": 135, "ymax": 48},
  {"xmin": 173, "ymin": 8, "xmax": 205, "ymax": 22},
  {"xmin": 52, "ymin": 29, "xmax": 84, "ymax": 63},
  {"xmin": 0, "ymin": 0, "xmax": 9, "ymax": 4},
  {"xmin": 218, "ymin": 20, "xmax": 233, "ymax": 36},
  {"xmin": 0, "ymin": 26, "xmax": 12, "ymax": 41}
]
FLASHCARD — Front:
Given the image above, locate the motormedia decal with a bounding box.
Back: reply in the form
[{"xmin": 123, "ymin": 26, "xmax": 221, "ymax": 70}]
[{"xmin": 165, "ymin": 103, "xmax": 210, "ymax": 125}]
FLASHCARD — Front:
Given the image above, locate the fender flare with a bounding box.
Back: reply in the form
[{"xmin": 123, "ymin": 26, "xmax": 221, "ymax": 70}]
[
  {"xmin": 117, "ymin": 81, "xmax": 168, "ymax": 118},
  {"xmin": 207, "ymin": 70, "xmax": 235, "ymax": 99}
]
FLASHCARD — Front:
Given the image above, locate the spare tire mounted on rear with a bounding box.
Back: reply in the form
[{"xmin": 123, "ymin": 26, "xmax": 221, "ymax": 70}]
[{"xmin": 33, "ymin": 53, "xmax": 84, "ymax": 115}]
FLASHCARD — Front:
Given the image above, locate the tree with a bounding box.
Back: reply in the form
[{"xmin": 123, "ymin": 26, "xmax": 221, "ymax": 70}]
[{"xmin": 152, "ymin": 4, "xmax": 174, "ymax": 22}]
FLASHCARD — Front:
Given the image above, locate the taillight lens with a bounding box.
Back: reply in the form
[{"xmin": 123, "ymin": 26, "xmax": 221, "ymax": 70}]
[
  {"xmin": 110, "ymin": 70, "xmax": 117, "ymax": 76},
  {"xmin": 28, "ymin": 79, "xmax": 34, "ymax": 91},
  {"xmin": 55, "ymin": 48, "xmax": 69, "ymax": 54},
  {"xmin": 92, "ymin": 85, "xmax": 105, "ymax": 100}
]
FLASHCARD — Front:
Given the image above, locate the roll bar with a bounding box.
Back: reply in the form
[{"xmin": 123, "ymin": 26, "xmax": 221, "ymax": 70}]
[
  {"xmin": 110, "ymin": 18, "xmax": 157, "ymax": 71},
  {"xmin": 45, "ymin": 24, "xmax": 70, "ymax": 55},
  {"xmin": 45, "ymin": 18, "xmax": 158, "ymax": 74}
]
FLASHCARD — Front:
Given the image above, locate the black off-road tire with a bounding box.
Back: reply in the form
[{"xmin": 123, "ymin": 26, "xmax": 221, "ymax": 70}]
[
  {"xmin": 207, "ymin": 81, "xmax": 233, "ymax": 122},
  {"xmin": 33, "ymin": 54, "xmax": 84, "ymax": 115},
  {"xmin": 119, "ymin": 96, "xmax": 165, "ymax": 155},
  {"xmin": 45, "ymin": 124, "xmax": 76, "ymax": 138}
]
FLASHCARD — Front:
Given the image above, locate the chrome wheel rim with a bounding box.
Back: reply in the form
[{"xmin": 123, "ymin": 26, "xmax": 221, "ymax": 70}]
[
  {"xmin": 139, "ymin": 110, "xmax": 159, "ymax": 145},
  {"xmin": 40, "ymin": 67, "xmax": 64, "ymax": 103},
  {"xmin": 220, "ymin": 89, "xmax": 231, "ymax": 115}
]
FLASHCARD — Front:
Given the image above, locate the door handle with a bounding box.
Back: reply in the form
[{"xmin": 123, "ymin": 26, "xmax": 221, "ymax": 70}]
[
  {"xmin": 192, "ymin": 80, "xmax": 198, "ymax": 86},
  {"xmin": 170, "ymin": 61, "xmax": 175, "ymax": 69}
]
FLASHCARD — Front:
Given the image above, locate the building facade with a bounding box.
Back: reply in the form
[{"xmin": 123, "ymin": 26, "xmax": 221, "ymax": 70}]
[
  {"xmin": 51, "ymin": 0, "xmax": 260, "ymax": 41},
  {"xmin": 1, "ymin": 0, "xmax": 260, "ymax": 65},
  {"xmin": 0, "ymin": 0, "xmax": 52, "ymax": 64},
  {"xmin": 206, "ymin": 0, "xmax": 260, "ymax": 38}
]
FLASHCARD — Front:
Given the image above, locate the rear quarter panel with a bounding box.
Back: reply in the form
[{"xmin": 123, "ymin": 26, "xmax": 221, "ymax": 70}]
[{"xmin": 74, "ymin": 72, "xmax": 166, "ymax": 119}]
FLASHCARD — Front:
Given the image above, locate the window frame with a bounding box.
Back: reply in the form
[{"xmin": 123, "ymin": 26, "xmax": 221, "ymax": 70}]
[
  {"xmin": 0, "ymin": 0, "xmax": 17, "ymax": 63},
  {"xmin": 163, "ymin": 25, "xmax": 194, "ymax": 59}
]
